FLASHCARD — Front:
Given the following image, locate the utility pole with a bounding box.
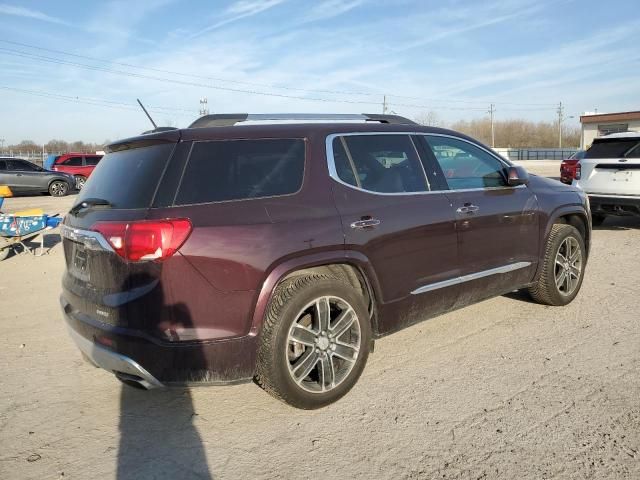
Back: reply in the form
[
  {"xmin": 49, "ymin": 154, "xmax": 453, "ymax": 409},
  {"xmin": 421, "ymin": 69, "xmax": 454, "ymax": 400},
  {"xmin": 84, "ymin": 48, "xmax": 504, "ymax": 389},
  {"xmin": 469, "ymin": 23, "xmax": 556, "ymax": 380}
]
[
  {"xmin": 488, "ymin": 103, "xmax": 496, "ymax": 147},
  {"xmin": 382, "ymin": 95, "xmax": 388, "ymax": 114},
  {"xmin": 199, "ymin": 97, "xmax": 209, "ymax": 116},
  {"xmin": 557, "ymin": 101, "xmax": 564, "ymax": 149}
]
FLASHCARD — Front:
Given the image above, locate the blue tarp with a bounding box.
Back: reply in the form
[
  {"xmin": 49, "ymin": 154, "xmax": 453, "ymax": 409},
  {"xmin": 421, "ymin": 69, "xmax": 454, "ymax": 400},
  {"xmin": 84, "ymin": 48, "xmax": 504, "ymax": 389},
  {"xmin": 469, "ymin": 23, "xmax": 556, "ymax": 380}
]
[{"xmin": 43, "ymin": 154, "xmax": 58, "ymax": 170}]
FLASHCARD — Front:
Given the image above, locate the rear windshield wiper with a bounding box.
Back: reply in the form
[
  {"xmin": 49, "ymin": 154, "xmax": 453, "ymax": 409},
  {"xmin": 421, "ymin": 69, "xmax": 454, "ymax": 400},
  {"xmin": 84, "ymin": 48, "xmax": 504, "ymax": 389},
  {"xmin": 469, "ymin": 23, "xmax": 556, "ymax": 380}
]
[{"xmin": 69, "ymin": 198, "xmax": 113, "ymax": 215}]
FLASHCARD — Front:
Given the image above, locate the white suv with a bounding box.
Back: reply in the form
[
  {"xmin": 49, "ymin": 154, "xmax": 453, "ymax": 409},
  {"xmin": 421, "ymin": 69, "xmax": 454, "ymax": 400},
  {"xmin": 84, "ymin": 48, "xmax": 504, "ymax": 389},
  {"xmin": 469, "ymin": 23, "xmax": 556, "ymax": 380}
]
[{"xmin": 574, "ymin": 131, "xmax": 640, "ymax": 225}]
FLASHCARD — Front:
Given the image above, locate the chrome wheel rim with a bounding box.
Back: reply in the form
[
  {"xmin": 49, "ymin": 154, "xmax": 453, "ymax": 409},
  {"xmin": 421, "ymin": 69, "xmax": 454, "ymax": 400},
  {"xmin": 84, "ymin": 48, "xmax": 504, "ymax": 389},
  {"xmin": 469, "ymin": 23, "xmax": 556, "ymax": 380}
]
[
  {"xmin": 555, "ymin": 236, "xmax": 582, "ymax": 296},
  {"xmin": 51, "ymin": 181, "xmax": 67, "ymax": 196},
  {"xmin": 75, "ymin": 177, "xmax": 86, "ymax": 190},
  {"xmin": 286, "ymin": 296, "xmax": 361, "ymax": 394}
]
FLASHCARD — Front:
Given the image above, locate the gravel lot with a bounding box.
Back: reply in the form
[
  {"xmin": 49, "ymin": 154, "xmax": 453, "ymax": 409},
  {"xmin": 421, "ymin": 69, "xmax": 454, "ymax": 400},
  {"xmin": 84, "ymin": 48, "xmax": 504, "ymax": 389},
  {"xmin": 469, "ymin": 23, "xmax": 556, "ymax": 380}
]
[{"xmin": 1, "ymin": 164, "xmax": 639, "ymax": 479}]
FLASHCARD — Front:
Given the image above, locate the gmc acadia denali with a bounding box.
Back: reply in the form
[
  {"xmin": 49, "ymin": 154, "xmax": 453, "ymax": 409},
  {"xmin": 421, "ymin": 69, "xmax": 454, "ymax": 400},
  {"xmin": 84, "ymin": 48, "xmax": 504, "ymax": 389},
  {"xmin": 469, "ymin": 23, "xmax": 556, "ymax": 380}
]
[{"xmin": 60, "ymin": 113, "xmax": 591, "ymax": 409}]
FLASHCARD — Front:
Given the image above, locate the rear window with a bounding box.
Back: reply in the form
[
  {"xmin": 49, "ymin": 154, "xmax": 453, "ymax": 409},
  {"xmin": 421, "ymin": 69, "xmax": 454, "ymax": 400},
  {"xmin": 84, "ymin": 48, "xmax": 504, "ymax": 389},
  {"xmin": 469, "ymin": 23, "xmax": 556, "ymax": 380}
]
[
  {"xmin": 85, "ymin": 156, "xmax": 102, "ymax": 166},
  {"xmin": 77, "ymin": 143, "xmax": 174, "ymax": 209},
  {"xmin": 175, "ymin": 139, "xmax": 305, "ymax": 205},
  {"xmin": 585, "ymin": 139, "xmax": 640, "ymax": 159}
]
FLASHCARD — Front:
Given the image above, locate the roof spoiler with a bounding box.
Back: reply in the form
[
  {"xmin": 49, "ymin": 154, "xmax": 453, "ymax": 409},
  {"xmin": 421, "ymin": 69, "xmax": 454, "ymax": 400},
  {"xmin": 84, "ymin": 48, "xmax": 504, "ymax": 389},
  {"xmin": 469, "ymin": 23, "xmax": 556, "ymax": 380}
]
[{"xmin": 188, "ymin": 113, "xmax": 418, "ymax": 129}]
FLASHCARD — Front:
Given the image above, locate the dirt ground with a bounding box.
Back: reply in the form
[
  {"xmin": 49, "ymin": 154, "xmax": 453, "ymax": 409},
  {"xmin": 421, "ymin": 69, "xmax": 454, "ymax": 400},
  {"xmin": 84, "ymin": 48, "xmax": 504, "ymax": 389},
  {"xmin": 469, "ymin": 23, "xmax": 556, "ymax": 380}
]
[{"xmin": 1, "ymin": 164, "xmax": 639, "ymax": 479}]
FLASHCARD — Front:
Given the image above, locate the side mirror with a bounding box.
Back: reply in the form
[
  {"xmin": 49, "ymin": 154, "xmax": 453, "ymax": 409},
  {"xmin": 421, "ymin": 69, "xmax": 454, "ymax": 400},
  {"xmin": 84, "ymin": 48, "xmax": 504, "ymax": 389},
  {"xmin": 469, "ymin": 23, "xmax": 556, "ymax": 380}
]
[{"xmin": 506, "ymin": 165, "xmax": 529, "ymax": 186}]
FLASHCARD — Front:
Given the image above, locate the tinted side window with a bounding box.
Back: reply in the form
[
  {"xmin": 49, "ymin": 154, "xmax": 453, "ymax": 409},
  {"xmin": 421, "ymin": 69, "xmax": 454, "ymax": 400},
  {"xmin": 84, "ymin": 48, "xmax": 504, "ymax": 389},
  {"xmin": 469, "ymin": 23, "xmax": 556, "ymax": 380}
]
[
  {"xmin": 85, "ymin": 156, "xmax": 102, "ymax": 166},
  {"xmin": 0, "ymin": 160, "xmax": 6, "ymax": 171},
  {"xmin": 585, "ymin": 140, "xmax": 639, "ymax": 159},
  {"xmin": 62, "ymin": 156, "xmax": 83, "ymax": 166},
  {"xmin": 425, "ymin": 136, "xmax": 507, "ymax": 189},
  {"xmin": 335, "ymin": 135, "xmax": 428, "ymax": 193},
  {"xmin": 175, "ymin": 139, "xmax": 305, "ymax": 205},
  {"xmin": 8, "ymin": 160, "xmax": 37, "ymax": 171}
]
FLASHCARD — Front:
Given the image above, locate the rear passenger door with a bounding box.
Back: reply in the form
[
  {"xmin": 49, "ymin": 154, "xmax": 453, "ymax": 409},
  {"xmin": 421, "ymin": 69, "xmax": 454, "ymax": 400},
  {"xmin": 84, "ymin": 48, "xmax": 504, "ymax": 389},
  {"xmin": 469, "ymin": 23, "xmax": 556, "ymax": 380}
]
[
  {"xmin": 328, "ymin": 133, "xmax": 459, "ymax": 334},
  {"xmin": 422, "ymin": 134, "xmax": 539, "ymax": 296}
]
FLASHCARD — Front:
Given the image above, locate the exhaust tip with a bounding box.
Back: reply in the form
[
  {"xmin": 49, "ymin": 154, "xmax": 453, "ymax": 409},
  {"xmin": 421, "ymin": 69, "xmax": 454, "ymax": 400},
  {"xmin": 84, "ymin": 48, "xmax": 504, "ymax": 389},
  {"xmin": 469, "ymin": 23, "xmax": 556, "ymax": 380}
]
[{"xmin": 115, "ymin": 372, "xmax": 151, "ymax": 390}]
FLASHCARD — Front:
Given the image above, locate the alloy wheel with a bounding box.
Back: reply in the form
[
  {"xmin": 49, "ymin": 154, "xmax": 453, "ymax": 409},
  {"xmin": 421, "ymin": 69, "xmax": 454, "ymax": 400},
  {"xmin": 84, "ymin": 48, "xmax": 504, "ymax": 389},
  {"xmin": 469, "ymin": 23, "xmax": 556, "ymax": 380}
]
[
  {"xmin": 554, "ymin": 236, "xmax": 582, "ymax": 296},
  {"xmin": 50, "ymin": 181, "xmax": 68, "ymax": 197},
  {"xmin": 286, "ymin": 296, "xmax": 361, "ymax": 394}
]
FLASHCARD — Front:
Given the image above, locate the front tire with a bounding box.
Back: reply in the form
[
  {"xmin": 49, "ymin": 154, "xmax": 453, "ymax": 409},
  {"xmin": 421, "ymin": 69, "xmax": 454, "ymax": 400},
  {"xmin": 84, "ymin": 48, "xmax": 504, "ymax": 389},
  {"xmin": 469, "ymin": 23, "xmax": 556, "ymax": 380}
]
[
  {"xmin": 49, "ymin": 180, "xmax": 69, "ymax": 197},
  {"xmin": 256, "ymin": 274, "xmax": 372, "ymax": 409},
  {"xmin": 528, "ymin": 224, "xmax": 586, "ymax": 306},
  {"xmin": 74, "ymin": 175, "xmax": 87, "ymax": 190},
  {"xmin": 0, "ymin": 247, "xmax": 11, "ymax": 262}
]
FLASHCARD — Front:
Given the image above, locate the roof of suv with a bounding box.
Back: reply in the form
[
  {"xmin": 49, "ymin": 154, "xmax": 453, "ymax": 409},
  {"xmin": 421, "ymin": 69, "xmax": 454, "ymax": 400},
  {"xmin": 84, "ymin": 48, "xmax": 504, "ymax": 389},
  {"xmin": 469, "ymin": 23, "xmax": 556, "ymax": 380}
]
[
  {"xmin": 107, "ymin": 113, "xmax": 481, "ymax": 153},
  {"xmin": 597, "ymin": 131, "xmax": 640, "ymax": 140}
]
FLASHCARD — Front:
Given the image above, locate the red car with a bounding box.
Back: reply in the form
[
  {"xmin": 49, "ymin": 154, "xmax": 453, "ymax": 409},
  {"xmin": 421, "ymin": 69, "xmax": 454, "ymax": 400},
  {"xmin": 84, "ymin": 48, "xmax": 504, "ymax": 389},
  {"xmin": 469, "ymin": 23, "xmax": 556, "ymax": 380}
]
[
  {"xmin": 560, "ymin": 150, "xmax": 586, "ymax": 184},
  {"xmin": 51, "ymin": 153, "xmax": 103, "ymax": 190}
]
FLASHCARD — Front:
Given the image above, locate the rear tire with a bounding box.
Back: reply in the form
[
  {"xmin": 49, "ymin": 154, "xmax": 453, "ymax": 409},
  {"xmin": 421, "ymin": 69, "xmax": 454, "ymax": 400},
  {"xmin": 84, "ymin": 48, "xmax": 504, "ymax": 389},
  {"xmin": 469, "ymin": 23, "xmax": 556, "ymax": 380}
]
[
  {"xmin": 591, "ymin": 214, "xmax": 606, "ymax": 226},
  {"xmin": 528, "ymin": 224, "xmax": 586, "ymax": 306},
  {"xmin": 48, "ymin": 180, "xmax": 69, "ymax": 197},
  {"xmin": 255, "ymin": 274, "xmax": 371, "ymax": 409}
]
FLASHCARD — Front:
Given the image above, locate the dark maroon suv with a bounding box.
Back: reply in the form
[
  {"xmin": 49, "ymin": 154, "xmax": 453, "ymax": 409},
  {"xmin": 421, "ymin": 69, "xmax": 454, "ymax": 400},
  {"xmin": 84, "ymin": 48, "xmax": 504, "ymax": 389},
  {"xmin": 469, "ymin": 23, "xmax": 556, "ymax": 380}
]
[{"xmin": 60, "ymin": 113, "xmax": 591, "ymax": 409}]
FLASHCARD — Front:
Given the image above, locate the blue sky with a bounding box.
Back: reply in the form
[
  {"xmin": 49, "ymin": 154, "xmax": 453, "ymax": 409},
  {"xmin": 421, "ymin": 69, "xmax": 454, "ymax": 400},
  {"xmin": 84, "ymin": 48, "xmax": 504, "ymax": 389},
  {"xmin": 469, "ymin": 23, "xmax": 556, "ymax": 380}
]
[{"xmin": 0, "ymin": 0, "xmax": 638, "ymax": 144}]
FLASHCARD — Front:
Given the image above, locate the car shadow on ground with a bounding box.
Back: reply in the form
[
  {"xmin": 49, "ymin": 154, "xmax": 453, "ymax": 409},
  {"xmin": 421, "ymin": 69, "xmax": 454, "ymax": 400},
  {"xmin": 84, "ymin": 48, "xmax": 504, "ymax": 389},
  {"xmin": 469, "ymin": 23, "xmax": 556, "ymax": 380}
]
[
  {"xmin": 117, "ymin": 387, "xmax": 212, "ymax": 479},
  {"xmin": 593, "ymin": 216, "xmax": 640, "ymax": 231},
  {"xmin": 116, "ymin": 275, "xmax": 212, "ymax": 479},
  {"xmin": 503, "ymin": 289, "xmax": 538, "ymax": 304}
]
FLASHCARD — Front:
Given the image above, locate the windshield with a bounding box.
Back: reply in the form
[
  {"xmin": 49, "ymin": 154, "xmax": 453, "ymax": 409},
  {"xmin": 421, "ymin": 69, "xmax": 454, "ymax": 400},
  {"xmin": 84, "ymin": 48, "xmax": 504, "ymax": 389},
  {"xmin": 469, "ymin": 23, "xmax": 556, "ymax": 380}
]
[{"xmin": 76, "ymin": 143, "xmax": 174, "ymax": 209}]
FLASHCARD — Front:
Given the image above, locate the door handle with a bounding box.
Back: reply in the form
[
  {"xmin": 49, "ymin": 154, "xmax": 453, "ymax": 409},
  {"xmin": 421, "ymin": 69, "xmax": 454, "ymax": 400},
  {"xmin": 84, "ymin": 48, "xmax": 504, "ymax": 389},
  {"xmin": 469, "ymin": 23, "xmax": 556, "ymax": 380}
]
[
  {"xmin": 16, "ymin": 173, "xmax": 23, "ymax": 176},
  {"xmin": 350, "ymin": 218, "xmax": 381, "ymax": 229},
  {"xmin": 456, "ymin": 204, "xmax": 479, "ymax": 214}
]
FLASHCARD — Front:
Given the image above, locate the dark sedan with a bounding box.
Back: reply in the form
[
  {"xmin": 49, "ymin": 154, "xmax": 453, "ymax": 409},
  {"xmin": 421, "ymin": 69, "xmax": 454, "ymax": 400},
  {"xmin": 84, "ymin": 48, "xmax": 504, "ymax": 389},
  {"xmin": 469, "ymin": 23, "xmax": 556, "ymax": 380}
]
[{"xmin": 0, "ymin": 157, "xmax": 74, "ymax": 196}]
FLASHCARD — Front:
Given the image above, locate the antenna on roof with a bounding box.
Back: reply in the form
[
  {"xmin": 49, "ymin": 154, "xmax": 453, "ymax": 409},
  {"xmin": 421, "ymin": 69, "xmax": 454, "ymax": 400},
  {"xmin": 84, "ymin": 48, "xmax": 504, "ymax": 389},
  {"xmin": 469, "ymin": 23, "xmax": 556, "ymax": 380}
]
[{"xmin": 136, "ymin": 98, "xmax": 157, "ymax": 129}]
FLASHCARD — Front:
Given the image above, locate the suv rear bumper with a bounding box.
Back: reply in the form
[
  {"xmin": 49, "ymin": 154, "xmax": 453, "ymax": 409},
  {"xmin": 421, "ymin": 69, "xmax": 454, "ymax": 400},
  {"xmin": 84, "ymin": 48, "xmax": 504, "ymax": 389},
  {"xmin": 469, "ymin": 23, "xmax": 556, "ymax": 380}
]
[
  {"xmin": 61, "ymin": 296, "xmax": 257, "ymax": 386},
  {"xmin": 588, "ymin": 194, "xmax": 640, "ymax": 217}
]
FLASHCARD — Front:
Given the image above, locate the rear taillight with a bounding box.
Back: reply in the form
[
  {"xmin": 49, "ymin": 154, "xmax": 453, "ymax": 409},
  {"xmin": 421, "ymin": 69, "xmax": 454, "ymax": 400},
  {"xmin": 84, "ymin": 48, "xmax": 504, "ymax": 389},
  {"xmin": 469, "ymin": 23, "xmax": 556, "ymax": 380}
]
[
  {"xmin": 575, "ymin": 162, "xmax": 581, "ymax": 180},
  {"xmin": 91, "ymin": 219, "xmax": 192, "ymax": 262}
]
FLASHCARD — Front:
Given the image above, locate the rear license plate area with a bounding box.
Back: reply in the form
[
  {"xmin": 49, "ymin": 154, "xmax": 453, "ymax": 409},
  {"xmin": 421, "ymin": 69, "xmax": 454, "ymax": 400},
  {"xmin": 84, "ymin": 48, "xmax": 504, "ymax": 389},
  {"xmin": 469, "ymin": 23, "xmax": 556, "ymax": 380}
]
[{"xmin": 71, "ymin": 242, "xmax": 90, "ymax": 281}]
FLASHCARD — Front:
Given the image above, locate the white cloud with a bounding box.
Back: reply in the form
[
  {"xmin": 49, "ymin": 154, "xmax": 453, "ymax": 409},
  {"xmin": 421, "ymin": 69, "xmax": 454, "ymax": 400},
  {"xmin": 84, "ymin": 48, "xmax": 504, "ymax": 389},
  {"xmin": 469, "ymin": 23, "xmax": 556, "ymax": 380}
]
[
  {"xmin": 304, "ymin": 0, "xmax": 366, "ymax": 23},
  {"xmin": 0, "ymin": 3, "xmax": 67, "ymax": 25},
  {"xmin": 189, "ymin": 0, "xmax": 287, "ymax": 38}
]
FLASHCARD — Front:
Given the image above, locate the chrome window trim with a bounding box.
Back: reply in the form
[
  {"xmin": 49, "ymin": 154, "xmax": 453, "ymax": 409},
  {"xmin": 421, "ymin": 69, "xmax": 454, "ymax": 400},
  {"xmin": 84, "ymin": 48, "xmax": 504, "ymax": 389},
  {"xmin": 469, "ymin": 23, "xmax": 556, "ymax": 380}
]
[
  {"xmin": 61, "ymin": 224, "xmax": 114, "ymax": 252},
  {"xmin": 411, "ymin": 261, "xmax": 532, "ymax": 295},
  {"xmin": 326, "ymin": 132, "xmax": 523, "ymax": 196}
]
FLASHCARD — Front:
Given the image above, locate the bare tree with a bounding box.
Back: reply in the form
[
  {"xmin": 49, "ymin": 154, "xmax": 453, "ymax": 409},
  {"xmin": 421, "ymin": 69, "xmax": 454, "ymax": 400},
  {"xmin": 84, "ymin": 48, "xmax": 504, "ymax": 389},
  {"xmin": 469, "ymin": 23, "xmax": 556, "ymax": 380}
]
[{"xmin": 414, "ymin": 111, "xmax": 442, "ymax": 127}]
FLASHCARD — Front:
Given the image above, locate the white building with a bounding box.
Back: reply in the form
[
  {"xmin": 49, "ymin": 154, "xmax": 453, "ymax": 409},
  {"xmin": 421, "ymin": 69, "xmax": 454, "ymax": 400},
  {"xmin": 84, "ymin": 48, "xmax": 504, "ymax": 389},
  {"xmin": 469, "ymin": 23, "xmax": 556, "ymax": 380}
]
[{"xmin": 580, "ymin": 110, "xmax": 640, "ymax": 149}]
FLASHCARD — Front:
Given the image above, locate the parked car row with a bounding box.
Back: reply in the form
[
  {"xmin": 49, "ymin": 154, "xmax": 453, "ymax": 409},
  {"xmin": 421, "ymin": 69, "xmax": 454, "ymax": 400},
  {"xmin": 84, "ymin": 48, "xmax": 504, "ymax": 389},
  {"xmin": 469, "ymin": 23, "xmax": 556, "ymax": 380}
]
[{"xmin": 0, "ymin": 153, "xmax": 103, "ymax": 196}]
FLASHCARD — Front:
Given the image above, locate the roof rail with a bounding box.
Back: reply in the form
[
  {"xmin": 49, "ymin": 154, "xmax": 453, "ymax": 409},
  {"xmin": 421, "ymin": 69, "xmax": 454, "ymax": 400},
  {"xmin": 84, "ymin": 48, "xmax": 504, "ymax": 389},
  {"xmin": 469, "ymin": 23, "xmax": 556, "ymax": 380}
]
[{"xmin": 188, "ymin": 113, "xmax": 418, "ymax": 129}]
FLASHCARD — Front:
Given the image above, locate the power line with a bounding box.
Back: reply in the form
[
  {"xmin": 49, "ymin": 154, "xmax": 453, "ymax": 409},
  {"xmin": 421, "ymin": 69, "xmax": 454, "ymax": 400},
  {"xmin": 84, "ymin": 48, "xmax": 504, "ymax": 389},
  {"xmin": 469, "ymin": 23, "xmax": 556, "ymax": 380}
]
[
  {"xmin": 0, "ymin": 85, "xmax": 194, "ymax": 117},
  {"xmin": 0, "ymin": 38, "xmax": 558, "ymax": 108}
]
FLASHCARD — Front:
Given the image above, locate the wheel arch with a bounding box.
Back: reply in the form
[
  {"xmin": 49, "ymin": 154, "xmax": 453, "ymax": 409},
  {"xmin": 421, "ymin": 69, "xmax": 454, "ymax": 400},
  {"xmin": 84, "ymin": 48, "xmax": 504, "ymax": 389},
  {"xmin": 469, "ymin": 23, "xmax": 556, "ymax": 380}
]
[
  {"xmin": 249, "ymin": 250, "xmax": 383, "ymax": 337},
  {"xmin": 546, "ymin": 206, "xmax": 591, "ymax": 257}
]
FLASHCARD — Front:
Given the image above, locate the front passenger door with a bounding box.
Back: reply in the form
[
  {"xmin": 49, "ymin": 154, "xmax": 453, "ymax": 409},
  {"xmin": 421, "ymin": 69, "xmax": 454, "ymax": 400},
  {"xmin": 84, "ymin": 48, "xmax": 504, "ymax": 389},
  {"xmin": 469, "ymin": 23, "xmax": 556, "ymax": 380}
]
[{"xmin": 422, "ymin": 135, "xmax": 539, "ymax": 297}]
